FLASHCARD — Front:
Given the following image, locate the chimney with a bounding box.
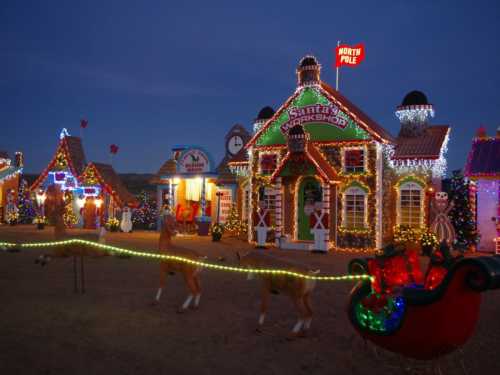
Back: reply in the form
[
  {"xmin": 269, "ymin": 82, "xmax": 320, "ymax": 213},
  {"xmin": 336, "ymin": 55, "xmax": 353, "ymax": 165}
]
[
  {"xmin": 296, "ymin": 55, "xmax": 321, "ymax": 86},
  {"xmin": 14, "ymin": 151, "xmax": 23, "ymax": 168},
  {"xmin": 475, "ymin": 126, "xmax": 487, "ymax": 139},
  {"xmin": 253, "ymin": 106, "xmax": 275, "ymax": 134}
]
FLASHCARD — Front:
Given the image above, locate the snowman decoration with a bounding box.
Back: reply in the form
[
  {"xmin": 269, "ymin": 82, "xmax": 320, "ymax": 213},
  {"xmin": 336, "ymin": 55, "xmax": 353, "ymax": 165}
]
[
  {"xmin": 310, "ymin": 201, "xmax": 329, "ymax": 252},
  {"xmin": 254, "ymin": 200, "xmax": 270, "ymax": 248},
  {"xmin": 430, "ymin": 191, "xmax": 456, "ymax": 246},
  {"xmin": 120, "ymin": 205, "xmax": 133, "ymax": 233}
]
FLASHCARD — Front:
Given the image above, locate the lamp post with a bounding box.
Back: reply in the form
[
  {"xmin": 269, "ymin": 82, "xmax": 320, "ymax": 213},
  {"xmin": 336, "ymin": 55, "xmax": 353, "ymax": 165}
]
[{"xmin": 216, "ymin": 191, "xmax": 223, "ymax": 224}]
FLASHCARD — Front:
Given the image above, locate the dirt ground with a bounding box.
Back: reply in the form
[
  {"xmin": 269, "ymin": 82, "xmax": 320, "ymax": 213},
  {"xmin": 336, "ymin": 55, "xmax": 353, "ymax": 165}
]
[{"xmin": 0, "ymin": 226, "xmax": 499, "ymax": 375}]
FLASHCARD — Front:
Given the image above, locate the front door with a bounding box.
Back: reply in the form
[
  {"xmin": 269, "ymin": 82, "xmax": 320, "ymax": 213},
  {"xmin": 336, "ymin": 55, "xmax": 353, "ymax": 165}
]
[
  {"xmin": 297, "ymin": 177, "xmax": 322, "ymax": 240},
  {"xmin": 83, "ymin": 199, "xmax": 97, "ymax": 229}
]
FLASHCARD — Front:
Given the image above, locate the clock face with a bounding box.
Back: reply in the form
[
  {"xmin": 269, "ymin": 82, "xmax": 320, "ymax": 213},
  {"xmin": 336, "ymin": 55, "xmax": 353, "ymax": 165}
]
[{"xmin": 228, "ymin": 135, "xmax": 244, "ymax": 155}]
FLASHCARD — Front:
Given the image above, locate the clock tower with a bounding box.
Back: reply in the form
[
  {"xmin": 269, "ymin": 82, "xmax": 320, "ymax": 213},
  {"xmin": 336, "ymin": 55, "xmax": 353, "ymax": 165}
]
[{"xmin": 224, "ymin": 124, "xmax": 251, "ymax": 158}]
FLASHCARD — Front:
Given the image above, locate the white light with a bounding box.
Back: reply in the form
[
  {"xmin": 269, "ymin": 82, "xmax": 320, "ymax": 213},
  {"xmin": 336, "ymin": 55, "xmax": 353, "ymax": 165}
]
[
  {"xmin": 59, "ymin": 128, "xmax": 70, "ymax": 139},
  {"xmin": 77, "ymin": 197, "xmax": 86, "ymax": 208},
  {"xmin": 395, "ymin": 107, "xmax": 435, "ymax": 124},
  {"xmin": 95, "ymin": 198, "xmax": 103, "ymax": 208}
]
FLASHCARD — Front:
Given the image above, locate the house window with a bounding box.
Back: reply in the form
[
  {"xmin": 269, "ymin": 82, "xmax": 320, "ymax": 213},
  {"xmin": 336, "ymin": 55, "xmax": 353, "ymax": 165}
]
[
  {"xmin": 344, "ymin": 148, "xmax": 365, "ymax": 173},
  {"xmin": 259, "ymin": 154, "xmax": 278, "ymax": 175},
  {"xmin": 398, "ymin": 182, "xmax": 423, "ymax": 228},
  {"xmin": 343, "ymin": 186, "xmax": 367, "ymax": 229}
]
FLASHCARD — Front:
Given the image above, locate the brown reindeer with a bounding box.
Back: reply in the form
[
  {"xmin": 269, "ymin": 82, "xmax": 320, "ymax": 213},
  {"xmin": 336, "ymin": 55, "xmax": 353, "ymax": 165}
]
[
  {"xmin": 237, "ymin": 250, "xmax": 319, "ymax": 338},
  {"xmin": 153, "ymin": 213, "xmax": 206, "ymax": 313}
]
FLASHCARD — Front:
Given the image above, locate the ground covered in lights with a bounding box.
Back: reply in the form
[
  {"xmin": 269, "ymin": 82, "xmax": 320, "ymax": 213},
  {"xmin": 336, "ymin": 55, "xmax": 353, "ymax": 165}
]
[{"xmin": 1, "ymin": 226, "xmax": 499, "ymax": 375}]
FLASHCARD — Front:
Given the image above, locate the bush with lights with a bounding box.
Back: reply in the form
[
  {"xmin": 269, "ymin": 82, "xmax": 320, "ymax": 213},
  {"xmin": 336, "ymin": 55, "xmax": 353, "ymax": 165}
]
[
  {"xmin": 393, "ymin": 225, "xmax": 422, "ymax": 246},
  {"xmin": 6, "ymin": 211, "xmax": 19, "ymax": 225},
  {"xmin": 420, "ymin": 229, "xmax": 439, "ymax": 256},
  {"xmin": 105, "ymin": 217, "xmax": 120, "ymax": 232},
  {"xmin": 211, "ymin": 223, "xmax": 224, "ymax": 242}
]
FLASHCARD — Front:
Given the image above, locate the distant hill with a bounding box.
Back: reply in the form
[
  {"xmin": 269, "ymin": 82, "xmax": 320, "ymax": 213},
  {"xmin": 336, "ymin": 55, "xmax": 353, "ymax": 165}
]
[{"xmin": 22, "ymin": 173, "xmax": 156, "ymax": 196}]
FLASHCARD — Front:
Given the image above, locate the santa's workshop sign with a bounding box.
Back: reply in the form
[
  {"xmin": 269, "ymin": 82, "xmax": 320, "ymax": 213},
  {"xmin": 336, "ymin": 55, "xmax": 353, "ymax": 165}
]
[
  {"xmin": 178, "ymin": 149, "xmax": 210, "ymax": 174},
  {"xmin": 280, "ymin": 104, "xmax": 349, "ymax": 133}
]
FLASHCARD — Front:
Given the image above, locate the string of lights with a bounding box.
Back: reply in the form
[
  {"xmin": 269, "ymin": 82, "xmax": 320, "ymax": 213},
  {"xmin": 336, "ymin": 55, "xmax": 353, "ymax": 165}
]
[{"xmin": 0, "ymin": 239, "xmax": 374, "ymax": 283}]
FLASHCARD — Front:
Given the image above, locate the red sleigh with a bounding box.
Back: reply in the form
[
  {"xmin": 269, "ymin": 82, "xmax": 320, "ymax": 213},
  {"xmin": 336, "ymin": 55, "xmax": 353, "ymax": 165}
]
[{"xmin": 347, "ymin": 252, "xmax": 500, "ymax": 360}]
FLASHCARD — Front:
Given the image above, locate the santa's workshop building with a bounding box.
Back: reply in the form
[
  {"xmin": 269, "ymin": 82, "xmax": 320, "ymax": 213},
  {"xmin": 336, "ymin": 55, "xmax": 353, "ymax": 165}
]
[{"xmin": 228, "ymin": 55, "xmax": 450, "ymax": 251}]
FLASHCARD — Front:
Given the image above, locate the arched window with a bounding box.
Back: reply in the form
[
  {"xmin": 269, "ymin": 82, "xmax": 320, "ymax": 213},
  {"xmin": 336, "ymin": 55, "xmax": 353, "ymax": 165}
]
[
  {"xmin": 343, "ymin": 186, "xmax": 367, "ymax": 229},
  {"xmin": 398, "ymin": 181, "xmax": 424, "ymax": 228}
]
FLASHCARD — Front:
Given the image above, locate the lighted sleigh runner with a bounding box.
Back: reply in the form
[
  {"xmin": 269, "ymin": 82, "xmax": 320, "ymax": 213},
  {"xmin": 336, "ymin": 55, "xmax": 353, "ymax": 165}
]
[{"xmin": 347, "ymin": 251, "xmax": 500, "ymax": 360}]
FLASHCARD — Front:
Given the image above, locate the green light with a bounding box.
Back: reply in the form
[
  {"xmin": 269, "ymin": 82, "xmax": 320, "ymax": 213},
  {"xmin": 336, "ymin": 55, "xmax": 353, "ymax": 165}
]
[{"xmin": 0, "ymin": 239, "xmax": 374, "ymax": 283}]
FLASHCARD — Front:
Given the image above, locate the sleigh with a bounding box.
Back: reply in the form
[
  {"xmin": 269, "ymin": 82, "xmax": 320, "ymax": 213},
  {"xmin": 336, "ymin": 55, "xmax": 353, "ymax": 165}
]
[{"xmin": 347, "ymin": 254, "xmax": 500, "ymax": 360}]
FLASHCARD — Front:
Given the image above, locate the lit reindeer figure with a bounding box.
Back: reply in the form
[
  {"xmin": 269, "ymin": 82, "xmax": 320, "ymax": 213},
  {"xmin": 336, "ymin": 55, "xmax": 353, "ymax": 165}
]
[
  {"xmin": 430, "ymin": 191, "xmax": 456, "ymax": 246},
  {"xmin": 153, "ymin": 212, "xmax": 206, "ymax": 313},
  {"xmin": 237, "ymin": 250, "xmax": 319, "ymax": 339}
]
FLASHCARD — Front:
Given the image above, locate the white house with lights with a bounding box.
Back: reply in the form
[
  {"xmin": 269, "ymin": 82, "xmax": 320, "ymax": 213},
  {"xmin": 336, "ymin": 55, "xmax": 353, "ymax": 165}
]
[
  {"xmin": 465, "ymin": 126, "xmax": 500, "ymax": 253},
  {"xmin": 228, "ymin": 56, "xmax": 450, "ymax": 251}
]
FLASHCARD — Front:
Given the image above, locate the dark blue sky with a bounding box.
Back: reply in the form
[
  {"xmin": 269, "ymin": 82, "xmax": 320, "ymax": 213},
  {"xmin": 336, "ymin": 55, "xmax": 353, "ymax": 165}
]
[{"xmin": 1, "ymin": 0, "xmax": 499, "ymax": 174}]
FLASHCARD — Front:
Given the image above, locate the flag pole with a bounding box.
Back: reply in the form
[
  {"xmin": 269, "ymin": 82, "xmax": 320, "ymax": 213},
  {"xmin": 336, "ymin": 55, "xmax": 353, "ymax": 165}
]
[{"xmin": 335, "ymin": 40, "xmax": 340, "ymax": 91}]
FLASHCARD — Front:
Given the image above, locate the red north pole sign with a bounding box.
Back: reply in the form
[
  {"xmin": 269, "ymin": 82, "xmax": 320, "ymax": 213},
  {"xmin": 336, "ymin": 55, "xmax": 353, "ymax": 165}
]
[{"xmin": 335, "ymin": 44, "xmax": 365, "ymax": 67}]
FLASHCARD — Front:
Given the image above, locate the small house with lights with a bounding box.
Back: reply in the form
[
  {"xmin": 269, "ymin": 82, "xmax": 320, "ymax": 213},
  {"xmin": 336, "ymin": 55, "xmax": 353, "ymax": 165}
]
[
  {"xmin": 30, "ymin": 129, "xmax": 137, "ymax": 228},
  {"xmin": 0, "ymin": 151, "xmax": 23, "ymax": 223},
  {"xmin": 154, "ymin": 145, "xmax": 218, "ymax": 232},
  {"xmin": 231, "ymin": 55, "xmax": 450, "ymax": 251},
  {"xmin": 465, "ymin": 127, "xmax": 500, "ymax": 253}
]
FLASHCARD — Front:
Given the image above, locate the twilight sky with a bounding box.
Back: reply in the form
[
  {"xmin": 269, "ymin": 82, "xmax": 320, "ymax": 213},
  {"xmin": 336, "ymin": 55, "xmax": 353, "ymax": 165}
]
[{"xmin": 1, "ymin": 0, "xmax": 499, "ymax": 175}]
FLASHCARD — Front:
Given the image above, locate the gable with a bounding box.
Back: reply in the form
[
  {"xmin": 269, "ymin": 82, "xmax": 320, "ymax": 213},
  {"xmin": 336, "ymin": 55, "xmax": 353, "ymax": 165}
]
[{"xmin": 255, "ymin": 87, "xmax": 371, "ymax": 147}]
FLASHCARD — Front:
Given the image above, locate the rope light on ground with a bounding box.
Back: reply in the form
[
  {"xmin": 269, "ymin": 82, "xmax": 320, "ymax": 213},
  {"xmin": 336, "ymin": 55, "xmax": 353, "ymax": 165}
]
[{"xmin": 0, "ymin": 239, "xmax": 373, "ymax": 283}]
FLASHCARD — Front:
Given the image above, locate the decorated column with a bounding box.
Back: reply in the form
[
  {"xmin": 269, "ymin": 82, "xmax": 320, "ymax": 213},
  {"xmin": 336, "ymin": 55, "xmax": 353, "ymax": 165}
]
[
  {"xmin": 322, "ymin": 183, "xmax": 331, "ymax": 249},
  {"xmin": 274, "ymin": 177, "xmax": 282, "ymax": 245}
]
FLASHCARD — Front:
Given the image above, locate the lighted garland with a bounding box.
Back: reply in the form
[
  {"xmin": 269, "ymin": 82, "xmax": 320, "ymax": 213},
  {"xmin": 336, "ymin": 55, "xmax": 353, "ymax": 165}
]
[
  {"xmin": 393, "ymin": 225, "xmax": 422, "ymax": 245},
  {"xmin": 355, "ymin": 292, "xmax": 405, "ymax": 333},
  {"xmin": 0, "ymin": 239, "xmax": 374, "ymax": 283},
  {"xmin": 62, "ymin": 191, "xmax": 78, "ymax": 228}
]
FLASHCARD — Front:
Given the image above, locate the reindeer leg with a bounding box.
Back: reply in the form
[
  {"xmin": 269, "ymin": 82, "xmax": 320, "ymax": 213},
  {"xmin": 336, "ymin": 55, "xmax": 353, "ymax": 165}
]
[
  {"xmin": 73, "ymin": 255, "xmax": 78, "ymax": 294},
  {"xmin": 192, "ymin": 274, "xmax": 202, "ymax": 309},
  {"xmin": 256, "ymin": 281, "xmax": 270, "ymax": 333},
  {"xmin": 152, "ymin": 263, "xmax": 166, "ymax": 306},
  {"xmin": 178, "ymin": 272, "xmax": 197, "ymax": 313},
  {"xmin": 288, "ymin": 296, "xmax": 307, "ymax": 340},
  {"xmin": 302, "ymin": 293, "xmax": 313, "ymax": 336},
  {"xmin": 80, "ymin": 254, "xmax": 85, "ymax": 294}
]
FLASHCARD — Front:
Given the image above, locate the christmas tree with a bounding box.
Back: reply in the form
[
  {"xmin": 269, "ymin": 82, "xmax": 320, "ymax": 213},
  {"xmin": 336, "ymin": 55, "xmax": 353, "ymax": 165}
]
[
  {"xmin": 132, "ymin": 191, "xmax": 158, "ymax": 230},
  {"xmin": 224, "ymin": 203, "xmax": 243, "ymax": 236},
  {"xmin": 63, "ymin": 190, "xmax": 78, "ymax": 228},
  {"xmin": 447, "ymin": 170, "xmax": 479, "ymax": 252},
  {"xmin": 17, "ymin": 179, "xmax": 36, "ymax": 224}
]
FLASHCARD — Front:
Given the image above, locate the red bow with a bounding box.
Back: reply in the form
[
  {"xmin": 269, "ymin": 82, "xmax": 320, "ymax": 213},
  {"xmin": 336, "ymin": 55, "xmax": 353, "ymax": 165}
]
[
  {"xmin": 110, "ymin": 144, "xmax": 119, "ymax": 155},
  {"xmin": 80, "ymin": 119, "xmax": 88, "ymax": 129}
]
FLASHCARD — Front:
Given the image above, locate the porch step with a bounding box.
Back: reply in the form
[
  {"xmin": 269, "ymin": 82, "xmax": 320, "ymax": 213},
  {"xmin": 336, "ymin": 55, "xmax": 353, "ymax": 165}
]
[{"xmin": 278, "ymin": 239, "xmax": 314, "ymax": 251}]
